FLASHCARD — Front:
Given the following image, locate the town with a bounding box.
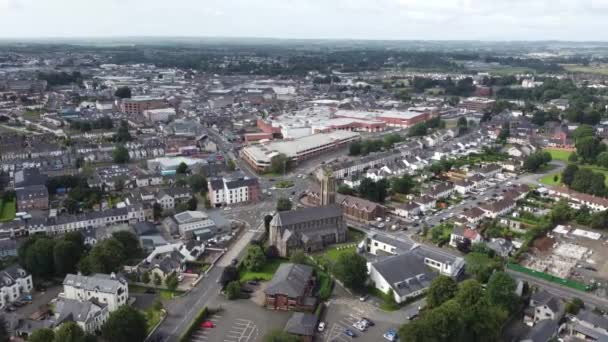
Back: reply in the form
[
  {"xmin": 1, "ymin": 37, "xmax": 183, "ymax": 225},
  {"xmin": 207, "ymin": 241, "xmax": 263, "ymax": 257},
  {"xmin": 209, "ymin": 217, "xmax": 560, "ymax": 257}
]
[{"xmin": 3, "ymin": 38, "xmax": 608, "ymax": 342}]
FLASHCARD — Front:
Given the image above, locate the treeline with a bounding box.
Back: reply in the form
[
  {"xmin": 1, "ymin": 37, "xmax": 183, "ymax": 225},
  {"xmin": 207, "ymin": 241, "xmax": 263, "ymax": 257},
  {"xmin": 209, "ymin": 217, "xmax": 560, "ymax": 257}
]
[
  {"xmin": 483, "ymin": 56, "xmax": 564, "ymax": 73},
  {"xmin": 348, "ymin": 133, "xmax": 405, "ymax": 156},
  {"xmin": 523, "ymin": 151, "xmax": 552, "ymax": 172},
  {"xmin": 408, "ymin": 117, "xmax": 445, "ymax": 137},
  {"xmin": 399, "ymin": 273, "xmax": 517, "ymax": 342},
  {"xmin": 69, "ymin": 116, "xmax": 114, "ymax": 132},
  {"xmin": 37, "ymin": 71, "xmax": 85, "ymax": 86},
  {"xmin": 562, "ymin": 165, "xmax": 607, "ymax": 197},
  {"xmin": 411, "ymin": 76, "xmax": 475, "ymax": 96},
  {"xmin": 17, "ymin": 231, "xmax": 142, "ymax": 279}
]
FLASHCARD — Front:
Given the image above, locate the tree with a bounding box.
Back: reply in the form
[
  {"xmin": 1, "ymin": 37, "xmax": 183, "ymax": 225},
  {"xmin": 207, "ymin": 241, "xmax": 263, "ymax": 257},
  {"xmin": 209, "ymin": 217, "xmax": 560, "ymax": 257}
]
[
  {"xmin": 112, "ymin": 145, "xmax": 130, "ymax": 164},
  {"xmin": 427, "ymin": 276, "xmax": 458, "ymax": 308},
  {"xmin": 263, "ymin": 330, "xmax": 302, "ymax": 342},
  {"xmin": 24, "ymin": 237, "xmax": 56, "ymax": 278},
  {"xmin": 102, "ymin": 306, "xmax": 148, "ymax": 342},
  {"xmin": 562, "ymin": 164, "xmax": 579, "ymax": 186},
  {"xmin": 565, "ymin": 298, "xmax": 585, "ymax": 315},
  {"xmin": 154, "ymin": 273, "xmax": 162, "ymax": 286},
  {"xmin": 53, "ymin": 322, "xmax": 85, "ymax": 342},
  {"xmin": 264, "ymin": 214, "xmax": 274, "ymax": 235},
  {"xmin": 486, "ymin": 272, "xmax": 517, "ymax": 312},
  {"xmin": 576, "ymin": 136, "xmax": 606, "ymax": 162},
  {"xmin": 349, "ymin": 142, "xmax": 362, "ymax": 156},
  {"xmin": 53, "ymin": 240, "xmax": 83, "ymax": 276},
  {"xmin": 391, "ymin": 175, "xmax": 416, "ymax": 194},
  {"xmin": 523, "ymin": 151, "xmax": 552, "ymax": 172},
  {"xmin": 225, "ymin": 281, "xmax": 241, "ymax": 300},
  {"xmin": 153, "ymin": 202, "xmax": 163, "ymax": 220},
  {"xmin": 276, "ymin": 197, "xmax": 292, "ymax": 212},
  {"xmin": 265, "ymin": 245, "xmax": 279, "ymax": 259},
  {"xmin": 333, "ymin": 251, "xmax": 367, "ymax": 291},
  {"xmin": 465, "ymin": 252, "xmax": 501, "ymax": 283},
  {"xmin": 497, "ymin": 123, "xmax": 510, "ymax": 143},
  {"xmin": 112, "ymin": 231, "xmax": 142, "ymax": 260},
  {"xmin": 115, "ymin": 120, "xmax": 132, "ymax": 143},
  {"xmin": 572, "ymin": 124, "xmax": 594, "ymax": 142},
  {"xmin": 85, "ymin": 238, "xmax": 127, "ymax": 274},
  {"xmin": 29, "ymin": 328, "xmax": 55, "ymax": 342},
  {"xmin": 226, "ymin": 159, "xmax": 237, "ymax": 171},
  {"xmin": 187, "ymin": 197, "xmax": 198, "ymax": 211},
  {"xmin": 357, "ymin": 178, "xmax": 389, "ymax": 203},
  {"xmin": 289, "ymin": 250, "xmax": 307, "ymax": 264},
  {"xmin": 114, "ymin": 86, "xmax": 132, "ymax": 99},
  {"xmin": 141, "ymin": 271, "xmax": 151, "ymax": 284},
  {"xmin": 0, "ymin": 316, "xmax": 7, "ymax": 342},
  {"xmin": 188, "ymin": 174, "xmax": 208, "ymax": 193},
  {"xmin": 220, "ymin": 265, "xmax": 239, "ymax": 287},
  {"xmin": 243, "ymin": 245, "xmax": 266, "ymax": 272},
  {"xmin": 165, "ymin": 273, "xmax": 179, "ymax": 291},
  {"xmin": 337, "ymin": 184, "xmax": 356, "ymax": 195},
  {"xmin": 176, "ymin": 162, "xmax": 189, "ymax": 174},
  {"xmin": 269, "ymin": 154, "xmax": 290, "ymax": 174}
]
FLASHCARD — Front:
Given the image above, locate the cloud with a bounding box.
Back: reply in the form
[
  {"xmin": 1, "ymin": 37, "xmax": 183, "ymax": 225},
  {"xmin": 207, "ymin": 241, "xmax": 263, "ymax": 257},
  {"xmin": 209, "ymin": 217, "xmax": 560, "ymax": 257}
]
[{"xmin": 0, "ymin": 0, "xmax": 607, "ymax": 40}]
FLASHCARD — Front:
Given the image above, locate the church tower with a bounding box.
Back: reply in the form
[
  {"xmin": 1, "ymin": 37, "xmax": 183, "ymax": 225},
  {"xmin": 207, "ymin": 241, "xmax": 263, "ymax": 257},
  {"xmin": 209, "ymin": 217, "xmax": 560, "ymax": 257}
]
[{"xmin": 320, "ymin": 168, "xmax": 336, "ymax": 206}]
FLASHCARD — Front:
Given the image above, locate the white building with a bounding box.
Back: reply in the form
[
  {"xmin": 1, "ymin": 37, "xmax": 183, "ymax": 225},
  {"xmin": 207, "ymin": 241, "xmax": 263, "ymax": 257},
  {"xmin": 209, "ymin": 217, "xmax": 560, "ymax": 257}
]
[
  {"xmin": 207, "ymin": 177, "xmax": 260, "ymax": 207},
  {"xmin": 172, "ymin": 211, "xmax": 216, "ymax": 238},
  {"xmin": 143, "ymin": 107, "xmax": 176, "ymax": 122},
  {"xmin": 61, "ymin": 273, "xmax": 129, "ymax": 312},
  {"xmin": 55, "ymin": 298, "xmax": 109, "ymax": 334},
  {"xmin": 0, "ymin": 265, "xmax": 33, "ymax": 308}
]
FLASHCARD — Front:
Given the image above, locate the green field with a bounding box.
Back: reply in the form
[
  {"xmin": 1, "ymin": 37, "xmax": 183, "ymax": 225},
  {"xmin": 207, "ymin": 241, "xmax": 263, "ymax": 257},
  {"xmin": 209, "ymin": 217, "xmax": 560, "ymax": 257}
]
[
  {"xmin": 562, "ymin": 64, "xmax": 608, "ymax": 76},
  {"xmin": 0, "ymin": 199, "xmax": 16, "ymax": 222},
  {"xmin": 544, "ymin": 148, "xmax": 573, "ymax": 162},
  {"xmin": 239, "ymin": 258, "xmax": 285, "ymax": 282},
  {"xmin": 539, "ymin": 174, "xmax": 560, "ymax": 186}
]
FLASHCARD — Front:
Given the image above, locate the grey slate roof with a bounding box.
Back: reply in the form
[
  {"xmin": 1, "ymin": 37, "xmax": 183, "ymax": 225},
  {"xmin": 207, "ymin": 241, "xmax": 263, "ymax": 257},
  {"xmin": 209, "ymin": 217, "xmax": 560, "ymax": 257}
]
[
  {"xmin": 273, "ymin": 205, "xmax": 342, "ymax": 227},
  {"xmin": 371, "ymin": 251, "xmax": 437, "ymax": 298},
  {"xmin": 63, "ymin": 273, "xmax": 126, "ymax": 294},
  {"xmin": 55, "ymin": 298, "xmax": 105, "ymax": 326},
  {"xmin": 16, "ymin": 184, "xmax": 48, "ymax": 201},
  {"xmin": 284, "ymin": 312, "xmax": 317, "ymax": 336},
  {"xmin": 577, "ymin": 309, "xmax": 608, "ymax": 330},
  {"xmin": 523, "ymin": 318, "xmax": 558, "ymax": 342},
  {"xmin": 264, "ymin": 263, "xmax": 313, "ymax": 298}
]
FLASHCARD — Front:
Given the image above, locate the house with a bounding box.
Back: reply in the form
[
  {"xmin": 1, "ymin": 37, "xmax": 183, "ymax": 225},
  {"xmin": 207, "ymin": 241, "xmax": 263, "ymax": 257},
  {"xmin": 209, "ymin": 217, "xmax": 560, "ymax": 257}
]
[
  {"xmin": 156, "ymin": 187, "xmax": 192, "ymax": 210},
  {"xmin": 460, "ymin": 207, "xmax": 486, "ymax": 225},
  {"xmin": 487, "ymin": 238, "xmax": 514, "ymax": 257},
  {"xmin": 284, "ymin": 312, "xmax": 317, "ymax": 342},
  {"xmin": 339, "ymin": 195, "xmax": 385, "ymax": 222},
  {"xmin": 264, "ymin": 263, "xmax": 316, "ymax": 311},
  {"xmin": 0, "ymin": 265, "xmax": 33, "ymax": 308},
  {"xmin": 15, "ymin": 185, "xmax": 49, "ymax": 211},
  {"xmin": 207, "ymin": 177, "xmax": 261, "ymax": 207},
  {"xmin": 269, "ymin": 205, "xmax": 347, "ymax": 257},
  {"xmin": 472, "ymin": 164, "xmax": 502, "ymax": 178},
  {"xmin": 368, "ymin": 251, "xmax": 437, "ymax": 303},
  {"xmin": 54, "ymin": 298, "xmax": 109, "ymax": 334},
  {"xmin": 449, "ymin": 226, "xmax": 482, "ymax": 248},
  {"xmin": 62, "ymin": 273, "xmax": 129, "ymax": 312},
  {"xmin": 413, "ymin": 195, "xmax": 436, "ymax": 212},
  {"xmin": 0, "ymin": 239, "xmax": 17, "ymax": 258},
  {"xmin": 395, "ymin": 202, "xmax": 421, "ymax": 219},
  {"xmin": 423, "ymin": 182, "xmax": 455, "ymax": 200},
  {"xmin": 480, "ymin": 198, "xmax": 517, "ymax": 218},
  {"xmin": 524, "ymin": 290, "xmax": 564, "ymax": 327},
  {"xmin": 520, "ymin": 319, "xmax": 559, "ymax": 342},
  {"xmin": 548, "ymin": 186, "xmax": 608, "ymax": 212},
  {"xmin": 570, "ymin": 309, "xmax": 608, "ymax": 341},
  {"xmin": 453, "ymin": 179, "xmax": 474, "ymax": 195}
]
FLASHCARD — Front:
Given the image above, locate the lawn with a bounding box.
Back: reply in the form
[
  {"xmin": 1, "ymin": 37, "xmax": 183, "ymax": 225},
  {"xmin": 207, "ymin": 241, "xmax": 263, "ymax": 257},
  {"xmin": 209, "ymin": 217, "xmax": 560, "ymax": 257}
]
[
  {"xmin": 239, "ymin": 258, "xmax": 286, "ymax": 282},
  {"xmin": 540, "ymin": 173, "xmax": 560, "ymax": 186},
  {"xmin": 561, "ymin": 63, "xmax": 608, "ymax": 76},
  {"xmin": 321, "ymin": 244, "xmax": 357, "ymax": 263},
  {"xmin": 543, "ymin": 148, "xmax": 573, "ymax": 162},
  {"xmin": 275, "ymin": 180, "xmax": 294, "ymax": 189},
  {"xmin": 0, "ymin": 199, "xmax": 16, "ymax": 222},
  {"xmin": 143, "ymin": 307, "xmax": 163, "ymax": 333}
]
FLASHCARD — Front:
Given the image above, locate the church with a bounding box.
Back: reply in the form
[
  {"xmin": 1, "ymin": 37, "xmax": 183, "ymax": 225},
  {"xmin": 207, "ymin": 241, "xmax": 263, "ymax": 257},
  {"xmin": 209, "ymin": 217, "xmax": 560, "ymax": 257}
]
[{"xmin": 268, "ymin": 169, "xmax": 347, "ymax": 257}]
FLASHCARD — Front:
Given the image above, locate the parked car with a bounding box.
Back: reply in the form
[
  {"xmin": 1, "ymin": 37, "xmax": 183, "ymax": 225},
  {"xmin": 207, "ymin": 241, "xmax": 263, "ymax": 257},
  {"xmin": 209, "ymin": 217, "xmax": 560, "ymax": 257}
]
[
  {"xmin": 318, "ymin": 322, "xmax": 326, "ymax": 332},
  {"xmin": 344, "ymin": 329, "xmax": 357, "ymax": 338},
  {"xmin": 383, "ymin": 329, "xmax": 398, "ymax": 341},
  {"xmin": 361, "ymin": 317, "xmax": 375, "ymax": 327},
  {"xmin": 359, "ymin": 295, "xmax": 368, "ymax": 302},
  {"xmin": 353, "ymin": 321, "xmax": 367, "ymax": 332},
  {"xmin": 200, "ymin": 321, "xmax": 215, "ymax": 328}
]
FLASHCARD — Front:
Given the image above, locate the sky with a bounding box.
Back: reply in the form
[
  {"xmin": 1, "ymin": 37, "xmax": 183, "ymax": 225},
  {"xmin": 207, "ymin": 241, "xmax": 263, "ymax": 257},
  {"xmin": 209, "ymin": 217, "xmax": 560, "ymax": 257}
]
[{"xmin": 2, "ymin": 0, "xmax": 608, "ymax": 41}]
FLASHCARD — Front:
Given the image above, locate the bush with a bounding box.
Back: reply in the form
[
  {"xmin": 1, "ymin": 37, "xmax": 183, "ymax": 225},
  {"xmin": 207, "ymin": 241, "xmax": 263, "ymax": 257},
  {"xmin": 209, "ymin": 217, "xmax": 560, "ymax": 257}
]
[
  {"xmin": 179, "ymin": 307, "xmax": 209, "ymax": 342},
  {"xmin": 317, "ymin": 271, "xmax": 333, "ymax": 300},
  {"xmin": 226, "ymin": 281, "xmax": 241, "ymax": 300}
]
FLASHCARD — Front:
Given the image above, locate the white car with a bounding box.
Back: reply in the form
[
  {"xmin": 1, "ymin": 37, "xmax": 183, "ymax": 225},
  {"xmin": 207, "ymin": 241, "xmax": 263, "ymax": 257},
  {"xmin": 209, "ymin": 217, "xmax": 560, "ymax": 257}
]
[
  {"xmin": 353, "ymin": 321, "xmax": 367, "ymax": 332},
  {"xmin": 318, "ymin": 322, "xmax": 326, "ymax": 332}
]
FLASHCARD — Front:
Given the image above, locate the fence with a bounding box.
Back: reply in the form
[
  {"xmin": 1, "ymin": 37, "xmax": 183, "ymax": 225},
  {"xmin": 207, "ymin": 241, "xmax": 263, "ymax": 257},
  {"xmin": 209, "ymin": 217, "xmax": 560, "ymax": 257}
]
[{"xmin": 507, "ymin": 263, "xmax": 590, "ymax": 292}]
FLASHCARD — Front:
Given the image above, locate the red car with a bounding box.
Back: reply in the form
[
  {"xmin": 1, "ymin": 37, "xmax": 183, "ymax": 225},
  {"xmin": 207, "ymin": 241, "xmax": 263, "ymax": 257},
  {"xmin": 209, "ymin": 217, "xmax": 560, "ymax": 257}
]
[{"xmin": 200, "ymin": 321, "xmax": 215, "ymax": 328}]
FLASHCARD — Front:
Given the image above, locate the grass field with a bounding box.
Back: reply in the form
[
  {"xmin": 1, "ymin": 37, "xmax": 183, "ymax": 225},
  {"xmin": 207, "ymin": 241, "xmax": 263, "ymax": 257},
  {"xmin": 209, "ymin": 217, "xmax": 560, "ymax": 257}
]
[
  {"xmin": 561, "ymin": 63, "xmax": 608, "ymax": 76},
  {"xmin": 144, "ymin": 307, "xmax": 163, "ymax": 333},
  {"xmin": 239, "ymin": 258, "xmax": 285, "ymax": 282},
  {"xmin": 0, "ymin": 199, "xmax": 16, "ymax": 222},
  {"xmin": 544, "ymin": 148, "xmax": 573, "ymax": 162},
  {"xmin": 540, "ymin": 173, "xmax": 561, "ymax": 186}
]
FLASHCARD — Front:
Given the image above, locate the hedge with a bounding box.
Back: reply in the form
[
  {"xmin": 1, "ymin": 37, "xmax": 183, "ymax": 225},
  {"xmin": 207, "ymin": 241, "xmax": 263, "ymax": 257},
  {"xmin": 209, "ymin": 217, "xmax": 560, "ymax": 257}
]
[{"xmin": 179, "ymin": 307, "xmax": 210, "ymax": 342}]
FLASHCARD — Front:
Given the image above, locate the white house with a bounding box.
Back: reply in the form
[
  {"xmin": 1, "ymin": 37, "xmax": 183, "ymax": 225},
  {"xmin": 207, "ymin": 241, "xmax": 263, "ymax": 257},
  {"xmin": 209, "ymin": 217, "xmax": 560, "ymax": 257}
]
[
  {"xmin": 0, "ymin": 265, "xmax": 33, "ymax": 308},
  {"xmin": 61, "ymin": 273, "xmax": 129, "ymax": 312},
  {"xmin": 207, "ymin": 177, "xmax": 260, "ymax": 207},
  {"xmin": 54, "ymin": 298, "xmax": 109, "ymax": 334}
]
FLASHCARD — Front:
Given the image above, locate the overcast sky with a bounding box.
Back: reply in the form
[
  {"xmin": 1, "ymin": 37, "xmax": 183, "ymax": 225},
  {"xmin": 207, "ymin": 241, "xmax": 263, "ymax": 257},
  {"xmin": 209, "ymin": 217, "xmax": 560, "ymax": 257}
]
[{"xmin": 1, "ymin": 0, "xmax": 608, "ymax": 41}]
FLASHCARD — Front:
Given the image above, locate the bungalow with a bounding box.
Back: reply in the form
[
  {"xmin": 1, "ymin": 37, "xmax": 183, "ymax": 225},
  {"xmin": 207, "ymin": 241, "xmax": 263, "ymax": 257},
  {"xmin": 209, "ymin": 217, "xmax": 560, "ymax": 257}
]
[
  {"xmin": 449, "ymin": 226, "xmax": 482, "ymax": 248},
  {"xmin": 548, "ymin": 186, "xmax": 608, "ymax": 212}
]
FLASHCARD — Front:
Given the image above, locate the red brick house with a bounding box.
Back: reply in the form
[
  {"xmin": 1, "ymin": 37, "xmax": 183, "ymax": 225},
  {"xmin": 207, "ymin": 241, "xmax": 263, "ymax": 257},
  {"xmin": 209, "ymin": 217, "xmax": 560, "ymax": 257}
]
[{"xmin": 264, "ymin": 263, "xmax": 316, "ymax": 311}]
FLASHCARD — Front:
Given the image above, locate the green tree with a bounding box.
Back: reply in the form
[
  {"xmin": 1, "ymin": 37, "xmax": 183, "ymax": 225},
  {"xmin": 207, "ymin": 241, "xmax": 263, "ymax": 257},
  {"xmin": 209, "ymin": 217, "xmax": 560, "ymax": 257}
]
[
  {"xmin": 561, "ymin": 164, "xmax": 579, "ymax": 186},
  {"xmin": 29, "ymin": 328, "xmax": 55, "ymax": 342},
  {"xmin": 427, "ymin": 276, "xmax": 458, "ymax": 308},
  {"xmin": 141, "ymin": 271, "xmax": 151, "ymax": 284},
  {"xmin": 486, "ymin": 272, "xmax": 517, "ymax": 312},
  {"xmin": 153, "ymin": 202, "xmax": 163, "ymax": 220},
  {"xmin": 263, "ymin": 330, "xmax": 302, "ymax": 342},
  {"xmin": 85, "ymin": 238, "xmax": 127, "ymax": 274},
  {"xmin": 357, "ymin": 178, "xmax": 389, "ymax": 203},
  {"xmin": 269, "ymin": 154, "xmax": 290, "ymax": 174},
  {"xmin": 333, "ymin": 251, "xmax": 367, "ymax": 291},
  {"xmin": 114, "ymin": 86, "xmax": 132, "ymax": 99},
  {"xmin": 391, "ymin": 175, "xmax": 416, "ymax": 194},
  {"xmin": 115, "ymin": 120, "xmax": 132, "ymax": 143},
  {"xmin": 464, "ymin": 252, "xmax": 501, "ymax": 283},
  {"xmin": 276, "ymin": 197, "xmax": 292, "ymax": 212},
  {"xmin": 264, "ymin": 214, "xmax": 274, "ymax": 235},
  {"xmin": 565, "ymin": 298, "xmax": 585, "ymax": 315},
  {"xmin": 227, "ymin": 159, "xmax": 237, "ymax": 171},
  {"xmin": 176, "ymin": 162, "xmax": 189, "ymax": 174},
  {"xmin": 112, "ymin": 144, "xmax": 130, "ymax": 164},
  {"xmin": 112, "ymin": 231, "xmax": 142, "ymax": 260},
  {"xmin": 576, "ymin": 136, "xmax": 606, "ymax": 162},
  {"xmin": 349, "ymin": 142, "xmax": 362, "ymax": 156},
  {"xmin": 24, "ymin": 238, "xmax": 56, "ymax": 278},
  {"xmin": 243, "ymin": 245, "xmax": 266, "ymax": 272},
  {"xmin": 102, "ymin": 306, "xmax": 148, "ymax": 342},
  {"xmin": 154, "ymin": 273, "xmax": 162, "ymax": 286},
  {"xmin": 53, "ymin": 240, "xmax": 83, "ymax": 276},
  {"xmin": 53, "ymin": 322, "xmax": 85, "ymax": 342},
  {"xmin": 187, "ymin": 196, "xmax": 198, "ymax": 211},
  {"xmin": 225, "ymin": 281, "xmax": 241, "ymax": 300},
  {"xmin": 572, "ymin": 124, "xmax": 594, "ymax": 142},
  {"xmin": 337, "ymin": 184, "xmax": 356, "ymax": 195},
  {"xmin": 289, "ymin": 250, "xmax": 307, "ymax": 264},
  {"xmin": 188, "ymin": 174, "xmax": 208, "ymax": 193},
  {"xmin": 457, "ymin": 117, "xmax": 468, "ymax": 129},
  {"xmin": 597, "ymin": 152, "xmax": 608, "ymax": 168},
  {"xmin": 219, "ymin": 265, "xmax": 239, "ymax": 287},
  {"xmin": 165, "ymin": 273, "xmax": 179, "ymax": 291}
]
